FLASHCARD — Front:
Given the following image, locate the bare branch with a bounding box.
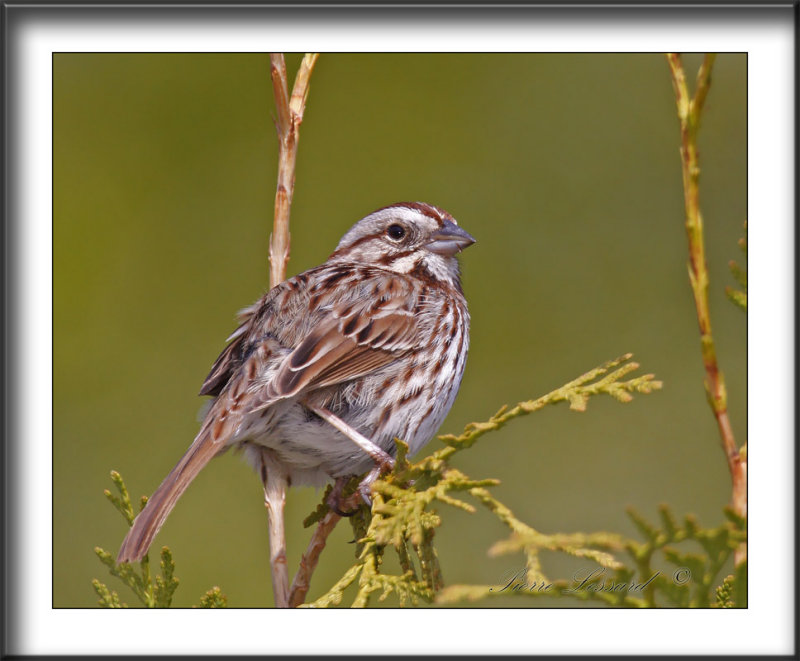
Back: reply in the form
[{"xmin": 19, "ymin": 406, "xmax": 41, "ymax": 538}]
[
  {"xmin": 665, "ymin": 53, "xmax": 745, "ymax": 567},
  {"xmin": 288, "ymin": 509, "xmax": 342, "ymax": 607},
  {"xmin": 264, "ymin": 54, "xmax": 322, "ymax": 607},
  {"xmin": 268, "ymin": 52, "xmax": 320, "ymax": 288},
  {"xmin": 260, "ymin": 449, "xmax": 290, "ymax": 607}
]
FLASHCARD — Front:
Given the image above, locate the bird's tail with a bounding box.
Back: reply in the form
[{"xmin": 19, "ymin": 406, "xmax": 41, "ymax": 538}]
[{"xmin": 117, "ymin": 429, "xmax": 221, "ymax": 564}]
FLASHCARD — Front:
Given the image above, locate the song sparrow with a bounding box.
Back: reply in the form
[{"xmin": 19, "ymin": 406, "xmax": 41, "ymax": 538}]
[{"xmin": 117, "ymin": 202, "xmax": 475, "ymax": 563}]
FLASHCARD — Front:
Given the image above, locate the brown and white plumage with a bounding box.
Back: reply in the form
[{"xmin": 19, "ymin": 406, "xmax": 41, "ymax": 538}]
[{"xmin": 117, "ymin": 202, "xmax": 475, "ymax": 563}]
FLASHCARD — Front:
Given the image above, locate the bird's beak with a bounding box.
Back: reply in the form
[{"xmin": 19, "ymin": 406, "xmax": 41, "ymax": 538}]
[{"xmin": 425, "ymin": 220, "xmax": 476, "ymax": 256}]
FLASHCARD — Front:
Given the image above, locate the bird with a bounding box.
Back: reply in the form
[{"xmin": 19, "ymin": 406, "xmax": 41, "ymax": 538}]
[{"xmin": 117, "ymin": 202, "xmax": 475, "ymax": 564}]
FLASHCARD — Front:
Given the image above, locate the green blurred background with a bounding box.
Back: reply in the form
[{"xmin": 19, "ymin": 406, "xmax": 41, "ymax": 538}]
[{"xmin": 54, "ymin": 53, "xmax": 746, "ymax": 607}]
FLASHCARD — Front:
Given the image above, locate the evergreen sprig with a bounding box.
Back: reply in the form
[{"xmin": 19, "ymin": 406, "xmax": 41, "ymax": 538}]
[
  {"xmin": 726, "ymin": 220, "xmax": 747, "ymax": 311},
  {"xmin": 92, "ymin": 471, "xmax": 227, "ymax": 608},
  {"xmin": 196, "ymin": 586, "xmax": 229, "ymax": 608},
  {"xmin": 94, "ymin": 355, "xmax": 742, "ymax": 609},
  {"xmin": 307, "ymin": 354, "xmax": 663, "ymax": 608},
  {"xmin": 438, "ymin": 504, "xmax": 746, "ymax": 608},
  {"xmin": 435, "ymin": 353, "xmax": 661, "ymax": 461}
]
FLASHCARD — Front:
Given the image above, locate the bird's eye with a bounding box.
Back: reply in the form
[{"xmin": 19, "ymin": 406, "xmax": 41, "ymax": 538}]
[{"xmin": 386, "ymin": 224, "xmax": 406, "ymax": 241}]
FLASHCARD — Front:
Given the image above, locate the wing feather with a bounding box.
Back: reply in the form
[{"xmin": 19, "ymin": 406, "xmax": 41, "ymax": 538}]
[
  {"xmin": 270, "ymin": 281, "xmax": 420, "ymax": 398},
  {"xmin": 199, "ymin": 267, "xmax": 423, "ymax": 415},
  {"xmin": 198, "ymin": 302, "xmax": 262, "ymax": 396}
]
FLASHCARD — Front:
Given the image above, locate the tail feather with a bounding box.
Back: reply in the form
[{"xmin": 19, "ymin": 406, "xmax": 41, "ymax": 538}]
[{"xmin": 117, "ymin": 432, "xmax": 221, "ymax": 564}]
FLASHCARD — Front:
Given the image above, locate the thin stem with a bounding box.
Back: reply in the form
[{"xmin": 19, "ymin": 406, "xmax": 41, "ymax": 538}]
[
  {"xmin": 289, "ymin": 53, "xmax": 320, "ymax": 119},
  {"xmin": 269, "ymin": 54, "xmax": 290, "ymax": 137},
  {"xmin": 288, "ymin": 489, "xmax": 363, "ymax": 607},
  {"xmin": 288, "ymin": 509, "xmax": 342, "ymax": 607},
  {"xmin": 265, "ymin": 53, "xmax": 323, "ymax": 607},
  {"xmin": 268, "ymin": 53, "xmax": 320, "ymax": 288},
  {"xmin": 261, "ymin": 450, "xmax": 290, "ymax": 608},
  {"xmin": 666, "ymin": 53, "xmax": 746, "ymax": 566}
]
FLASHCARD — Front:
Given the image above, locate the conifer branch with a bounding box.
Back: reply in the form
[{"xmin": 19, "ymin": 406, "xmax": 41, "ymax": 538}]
[
  {"xmin": 94, "ymin": 472, "xmax": 226, "ymax": 608},
  {"xmin": 307, "ymin": 355, "xmax": 662, "ymax": 607}
]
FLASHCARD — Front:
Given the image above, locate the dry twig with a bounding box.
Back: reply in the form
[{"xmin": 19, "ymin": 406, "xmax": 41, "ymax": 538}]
[
  {"xmin": 264, "ymin": 52, "xmax": 320, "ymax": 607},
  {"xmin": 666, "ymin": 53, "xmax": 746, "ymax": 566},
  {"xmin": 268, "ymin": 53, "xmax": 319, "ymax": 287},
  {"xmin": 288, "ymin": 509, "xmax": 342, "ymax": 608},
  {"xmin": 261, "ymin": 450, "xmax": 290, "ymax": 607}
]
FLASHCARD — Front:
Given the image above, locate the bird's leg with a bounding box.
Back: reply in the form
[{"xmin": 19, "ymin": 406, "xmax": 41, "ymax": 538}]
[
  {"xmin": 304, "ymin": 401, "xmax": 395, "ymax": 470},
  {"xmin": 305, "ymin": 401, "xmax": 395, "ymax": 509},
  {"xmin": 326, "ymin": 466, "xmax": 384, "ymax": 515}
]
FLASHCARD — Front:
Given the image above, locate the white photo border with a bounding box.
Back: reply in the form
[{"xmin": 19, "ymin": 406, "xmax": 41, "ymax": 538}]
[{"xmin": 4, "ymin": 3, "xmax": 795, "ymax": 657}]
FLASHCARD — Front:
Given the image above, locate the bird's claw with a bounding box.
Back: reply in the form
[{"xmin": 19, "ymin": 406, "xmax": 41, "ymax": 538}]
[
  {"xmin": 358, "ymin": 482, "xmax": 373, "ymax": 508},
  {"xmin": 326, "ymin": 477, "xmax": 359, "ymax": 517}
]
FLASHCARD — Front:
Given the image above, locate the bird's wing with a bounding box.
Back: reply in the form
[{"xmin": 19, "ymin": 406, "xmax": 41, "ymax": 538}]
[
  {"xmin": 269, "ymin": 274, "xmax": 421, "ymax": 399},
  {"xmin": 198, "ymin": 301, "xmax": 261, "ymax": 397},
  {"xmin": 197, "ymin": 268, "xmax": 424, "ymax": 441}
]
